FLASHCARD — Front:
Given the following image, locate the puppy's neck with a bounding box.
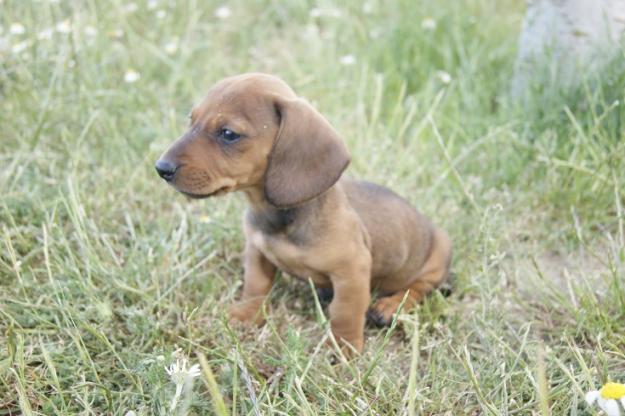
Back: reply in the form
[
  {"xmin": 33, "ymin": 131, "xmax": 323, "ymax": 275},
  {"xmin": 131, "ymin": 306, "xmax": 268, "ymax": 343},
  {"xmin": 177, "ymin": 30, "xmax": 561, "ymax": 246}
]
[{"xmin": 243, "ymin": 186, "xmax": 327, "ymax": 238}]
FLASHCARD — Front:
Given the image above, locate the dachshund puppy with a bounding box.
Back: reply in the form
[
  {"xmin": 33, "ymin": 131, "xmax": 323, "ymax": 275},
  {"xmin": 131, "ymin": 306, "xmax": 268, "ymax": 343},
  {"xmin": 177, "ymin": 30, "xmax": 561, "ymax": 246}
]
[{"xmin": 155, "ymin": 73, "xmax": 452, "ymax": 354}]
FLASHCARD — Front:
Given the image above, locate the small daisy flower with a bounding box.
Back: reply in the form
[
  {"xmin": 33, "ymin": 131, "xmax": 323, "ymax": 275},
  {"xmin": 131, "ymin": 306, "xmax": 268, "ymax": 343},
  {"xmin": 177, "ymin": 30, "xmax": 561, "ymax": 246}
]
[
  {"xmin": 109, "ymin": 28, "xmax": 124, "ymax": 39},
  {"xmin": 421, "ymin": 17, "xmax": 436, "ymax": 31},
  {"xmin": 124, "ymin": 2, "xmax": 138, "ymax": 13},
  {"xmin": 309, "ymin": 7, "xmax": 341, "ymax": 18},
  {"xmin": 436, "ymin": 70, "xmax": 452, "ymax": 84},
  {"xmin": 147, "ymin": 0, "xmax": 158, "ymax": 10},
  {"xmin": 369, "ymin": 27, "xmax": 382, "ymax": 39},
  {"xmin": 214, "ymin": 5, "xmax": 231, "ymax": 19},
  {"xmin": 37, "ymin": 28, "xmax": 54, "ymax": 40},
  {"xmin": 164, "ymin": 39, "xmax": 178, "ymax": 55},
  {"xmin": 0, "ymin": 38, "xmax": 9, "ymax": 54},
  {"xmin": 55, "ymin": 20, "xmax": 72, "ymax": 34},
  {"xmin": 124, "ymin": 69, "xmax": 140, "ymax": 83},
  {"xmin": 165, "ymin": 357, "xmax": 201, "ymax": 412},
  {"xmin": 340, "ymin": 54, "xmax": 356, "ymax": 66},
  {"xmin": 124, "ymin": 411, "xmax": 137, "ymax": 416},
  {"xmin": 11, "ymin": 40, "xmax": 30, "ymax": 54},
  {"xmin": 84, "ymin": 25, "xmax": 97, "ymax": 37},
  {"xmin": 155, "ymin": 9, "xmax": 167, "ymax": 19},
  {"xmin": 586, "ymin": 382, "xmax": 625, "ymax": 416},
  {"xmin": 10, "ymin": 23, "xmax": 26, "ymax": 35}
]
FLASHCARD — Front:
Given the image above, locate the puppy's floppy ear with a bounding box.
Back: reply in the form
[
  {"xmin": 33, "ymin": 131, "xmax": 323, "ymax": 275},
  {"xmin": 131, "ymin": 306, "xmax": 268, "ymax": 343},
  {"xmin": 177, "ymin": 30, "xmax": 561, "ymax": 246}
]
[{"xmin": 264, "ymin": 96, "xmax": 350, "ymax": 208}]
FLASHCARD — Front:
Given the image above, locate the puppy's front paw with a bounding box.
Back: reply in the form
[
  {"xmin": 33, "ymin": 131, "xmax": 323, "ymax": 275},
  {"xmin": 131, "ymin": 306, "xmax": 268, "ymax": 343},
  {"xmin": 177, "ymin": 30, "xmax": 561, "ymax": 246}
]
[
  {"xmin": 228, "ymin": 303, "xmax": 265, "ymax": 326},
  {"xmin": 326, "ymin": 334, "xmax": 364, "ymax": 359}
]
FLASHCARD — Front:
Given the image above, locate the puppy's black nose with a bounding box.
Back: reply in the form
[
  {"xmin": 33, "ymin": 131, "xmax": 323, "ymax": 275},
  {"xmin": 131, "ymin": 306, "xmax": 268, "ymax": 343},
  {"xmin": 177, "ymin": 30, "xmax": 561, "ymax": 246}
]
[{"xmin": 155, "ymin": 159, "xmax": 177, "ymax": 181}]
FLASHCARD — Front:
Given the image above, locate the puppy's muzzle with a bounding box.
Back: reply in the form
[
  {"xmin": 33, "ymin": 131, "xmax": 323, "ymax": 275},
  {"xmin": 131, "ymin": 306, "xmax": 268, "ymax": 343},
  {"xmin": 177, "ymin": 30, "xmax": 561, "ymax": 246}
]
[{"xmin": 155, "ymin": 159, "xmax": 178, "ymax": 182}]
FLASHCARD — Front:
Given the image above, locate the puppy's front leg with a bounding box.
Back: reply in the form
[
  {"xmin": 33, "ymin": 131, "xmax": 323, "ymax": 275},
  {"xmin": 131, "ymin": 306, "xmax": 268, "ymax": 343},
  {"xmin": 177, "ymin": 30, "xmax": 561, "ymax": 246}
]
[
  {"xmin": 328, "ymin": 257, "xmax": 371, "ymax": 355},
  {"xmin": 229, "ymin": 242, "xmax": 276, "ymax": 325}
]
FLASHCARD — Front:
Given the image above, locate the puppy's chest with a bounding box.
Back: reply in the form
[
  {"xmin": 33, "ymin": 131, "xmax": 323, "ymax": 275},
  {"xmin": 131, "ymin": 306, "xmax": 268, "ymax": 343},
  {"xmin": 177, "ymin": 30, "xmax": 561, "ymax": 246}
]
[{"xmin": 248, "ymin": 228, "xmax": 327, "ymax": 284}]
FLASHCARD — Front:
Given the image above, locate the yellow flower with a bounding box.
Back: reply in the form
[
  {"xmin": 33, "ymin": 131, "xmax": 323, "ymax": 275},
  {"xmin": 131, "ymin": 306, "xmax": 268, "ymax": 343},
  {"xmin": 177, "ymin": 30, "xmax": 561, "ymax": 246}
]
[{"xmin": 586, "ymin": 382, "xmax": 625, "ymax": 416}]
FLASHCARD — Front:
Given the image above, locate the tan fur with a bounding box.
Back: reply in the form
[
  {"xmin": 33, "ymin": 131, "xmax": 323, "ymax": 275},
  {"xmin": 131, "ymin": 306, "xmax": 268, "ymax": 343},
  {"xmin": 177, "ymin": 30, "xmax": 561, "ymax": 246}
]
[{"xmin": 156, "ymin": 73, "xmax": 452, "ymax": 355}]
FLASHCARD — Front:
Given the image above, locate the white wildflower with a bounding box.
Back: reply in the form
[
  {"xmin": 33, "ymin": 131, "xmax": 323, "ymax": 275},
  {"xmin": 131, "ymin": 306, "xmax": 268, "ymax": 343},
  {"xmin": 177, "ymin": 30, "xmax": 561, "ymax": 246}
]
[
  {"xmin": 309, "ymin": 7, "xmax": 341, "ymax": 18},
  {"xmin": 124, "ymin": 411, "xmax": 137, "ymax": 416},
  {"xmin": 155, "ymin": 9, "xmax": 166, "ymax": 19},
  {"xmin": 147, "ymin": 0, "xmax": 158, "ymax": 10},
  {"xmin": 84, "ymin": 26, "xmax": 97, "ymax": 37},
  {"xmin": 164, "ymin": 39, "xmax": 178, "ymax": 55},
  {"xmin": 109, "ymin": 28, "xmax": 124, "ymax": 39},
  {"xmin": 165, "ymin": 357, "xmax": 201, "ymax": 412},
  {"xmin": 369, "ymin": 27, "xmax": 382, "ymax": 39},
  {"xmin": 421, "ymin": 17, "xmax": 436, "ymax": 31},
  {"xmin": 10, "ymin": 23, "xmax": 26, "ymax": 35},
  {"xmin": 55, "ymin": 20, "xmax": 72, "ymax": 34},
  {"xmin": 436, "ymin": 70, "xmax": 452, "ymax": 84},
  {"xmin": 124, "ymin": 2, "xmax": 139, "ymax": 13},
  {"xmin": 124, "ymin": 69, "xmax": 140, "ymax": 83},
  {"xmin": 328, "ymin": 8, "xmax": 342, "ymax": 17},
  {"xmin": 11, "ymin": 41, "xmax": 29, "ymax": 54},
  {"xmin": 586, "ymin": 382, "xmax": 625, "ymax": 416},
  {"xmin": 340, "ymin": 54, "xmax": 356, "ymax": 66},
  {"xmin": 214, "ymin": 5, "xmax": 231, "ymax": 19},
  {"xmin": 37, "ymin": 28, "xmax": 54, "ymax": 40}
]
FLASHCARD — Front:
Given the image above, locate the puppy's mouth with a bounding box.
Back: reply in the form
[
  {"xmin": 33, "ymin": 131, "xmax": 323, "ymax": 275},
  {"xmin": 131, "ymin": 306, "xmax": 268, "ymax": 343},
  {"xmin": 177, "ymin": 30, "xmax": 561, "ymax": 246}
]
[{"xmin": 179, "ymin": 186, "xmax": 232, "ymax": 199}]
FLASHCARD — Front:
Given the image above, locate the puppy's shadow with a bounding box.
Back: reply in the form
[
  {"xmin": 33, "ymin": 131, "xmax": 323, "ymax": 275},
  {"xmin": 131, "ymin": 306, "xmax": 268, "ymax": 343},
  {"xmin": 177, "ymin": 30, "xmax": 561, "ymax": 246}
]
[{"xmin": 314, "ymin": 274, "xmax": 455, "ymax": 328}]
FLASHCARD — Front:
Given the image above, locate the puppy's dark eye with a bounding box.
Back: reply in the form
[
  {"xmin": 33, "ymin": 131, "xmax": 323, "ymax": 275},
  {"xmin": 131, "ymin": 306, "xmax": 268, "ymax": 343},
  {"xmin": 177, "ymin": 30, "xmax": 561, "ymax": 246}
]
[{"xmin": 218, "ymin": 128, "xmax": 241, "ymax": 143}]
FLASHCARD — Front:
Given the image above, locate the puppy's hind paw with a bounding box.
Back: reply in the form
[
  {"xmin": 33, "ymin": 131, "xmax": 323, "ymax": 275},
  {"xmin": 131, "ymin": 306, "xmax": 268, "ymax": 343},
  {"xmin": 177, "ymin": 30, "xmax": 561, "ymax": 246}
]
[
  {"xmin": 367, "ymin": 296, "xmax": 401, "ymax": 327},
  {"xmin": 437, "ymin": 271, "xmax": 456, "ymax": 298},
  {"xmin": 366, "ymin": 308, "xmax": 390, "ymax": 327}
]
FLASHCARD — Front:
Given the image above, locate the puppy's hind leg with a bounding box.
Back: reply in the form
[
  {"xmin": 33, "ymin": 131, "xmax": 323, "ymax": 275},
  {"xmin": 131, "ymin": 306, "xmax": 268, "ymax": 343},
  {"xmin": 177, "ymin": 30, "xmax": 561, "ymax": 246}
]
[{"xmin": 367, "ymin": 229, "xmax": 451, "ymax": 327}]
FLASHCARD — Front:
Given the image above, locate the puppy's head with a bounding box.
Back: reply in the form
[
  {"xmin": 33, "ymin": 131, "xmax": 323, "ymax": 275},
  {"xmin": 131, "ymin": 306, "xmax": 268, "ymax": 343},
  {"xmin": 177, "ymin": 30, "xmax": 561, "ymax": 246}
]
[{"xmin": 155, "ymin": 73, "xmax": 350, "ymax": 208}]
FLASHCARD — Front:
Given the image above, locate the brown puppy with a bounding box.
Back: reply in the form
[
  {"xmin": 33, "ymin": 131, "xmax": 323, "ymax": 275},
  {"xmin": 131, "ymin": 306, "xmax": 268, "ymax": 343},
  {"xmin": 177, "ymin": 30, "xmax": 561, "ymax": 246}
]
[{"xmin": 156, "ymin": 73, "xmax": 451, "ymax": 354}]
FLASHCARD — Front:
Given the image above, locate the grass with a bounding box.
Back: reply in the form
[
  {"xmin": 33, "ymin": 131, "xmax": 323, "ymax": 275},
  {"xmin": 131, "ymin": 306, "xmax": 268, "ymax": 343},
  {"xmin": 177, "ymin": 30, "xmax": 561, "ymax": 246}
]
[{"xmin": 1, "ymin": 0, "xmax": 625, "ymax": 414}]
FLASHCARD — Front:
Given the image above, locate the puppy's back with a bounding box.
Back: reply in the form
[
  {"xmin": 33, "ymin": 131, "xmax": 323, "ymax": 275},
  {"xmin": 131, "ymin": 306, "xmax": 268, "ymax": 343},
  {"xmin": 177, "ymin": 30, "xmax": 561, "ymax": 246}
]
[{"xmin": 340, "ymin": 179, "xmax": 433, "ymax": 288}]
